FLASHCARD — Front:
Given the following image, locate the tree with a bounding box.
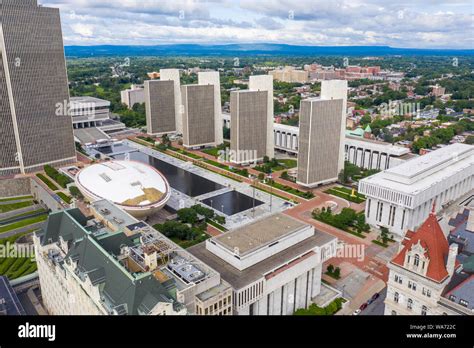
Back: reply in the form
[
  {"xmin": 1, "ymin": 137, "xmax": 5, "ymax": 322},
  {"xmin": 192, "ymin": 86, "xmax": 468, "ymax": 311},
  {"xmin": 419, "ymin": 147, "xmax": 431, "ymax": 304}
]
[
  {"xmin": 258, "ymin": 173, "xmax": 265, "ymax": 181},
  {"xmin": 177, "ymin": 208, "xmax": 198, "ymax": 225},
  {"xmin": 334, "ymin": 267, "xmax": 341, "ymax": 279},
  {"xmin": 360, "ymin": 114, "xmax": 372, "ymax": 126},
  {"xmin": 380, "ymin": 227, "xmax": 390, "ymax": 245},
  {"xmin": 327, "ymin": 264, "xmax": 334, "ymax": 274},
  {"xmin": 263, "ymin": 156, "xmax": 270, "ymax": 164}
]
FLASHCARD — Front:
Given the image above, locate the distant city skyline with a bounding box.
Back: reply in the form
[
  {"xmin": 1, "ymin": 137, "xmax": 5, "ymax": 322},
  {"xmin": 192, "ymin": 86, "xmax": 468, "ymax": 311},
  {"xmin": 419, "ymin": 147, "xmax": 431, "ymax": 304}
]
[{"xmin": 42, "ymin": 0, "xmax": 473, "ymax": 49}]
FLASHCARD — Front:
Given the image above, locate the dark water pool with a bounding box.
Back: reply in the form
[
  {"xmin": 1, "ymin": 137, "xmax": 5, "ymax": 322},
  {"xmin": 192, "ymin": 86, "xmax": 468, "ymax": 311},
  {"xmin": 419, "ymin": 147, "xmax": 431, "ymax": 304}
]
[{"xmin": 201, "ymin": 190, "xmax": 264, "ymax": 216}]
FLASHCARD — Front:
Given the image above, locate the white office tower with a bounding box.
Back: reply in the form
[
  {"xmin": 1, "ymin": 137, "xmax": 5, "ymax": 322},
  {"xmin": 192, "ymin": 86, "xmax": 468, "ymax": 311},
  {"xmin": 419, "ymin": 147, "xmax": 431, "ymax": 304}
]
[
  {"xmin": 320, "ymin": 80, "xmax": 348, "ymax": 175},
  {"xmin": 249, "ymin": 75, "xmax": 275, "ymax": 159},
  {"xmin": 160, "ymin": 69, "xmax": 183, "ymax": 134},
  {"xmin": 297, "ymin": 98, "xmax": 344, "ymax": 187},
  {"xmin": 145, "ymin": 80, "xmax": 176, "ymax": 135},
  {"xmin": 198, "ymin": 71, "xmax": 223, "ymax": 145}
]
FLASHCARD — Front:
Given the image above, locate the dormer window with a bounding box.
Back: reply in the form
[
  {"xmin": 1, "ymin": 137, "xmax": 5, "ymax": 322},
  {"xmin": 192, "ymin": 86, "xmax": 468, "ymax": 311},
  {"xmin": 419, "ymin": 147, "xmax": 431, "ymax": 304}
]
[{"xmin": 414, "ymin": 254, "xmax": 420, "ymax": 267}]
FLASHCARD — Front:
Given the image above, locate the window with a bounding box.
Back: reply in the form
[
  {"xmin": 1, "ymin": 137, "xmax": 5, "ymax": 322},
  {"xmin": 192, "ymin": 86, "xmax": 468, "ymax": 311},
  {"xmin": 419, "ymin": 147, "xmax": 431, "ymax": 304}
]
[
  {"xmin": 414, "ymin": 254, "xmax": 420, "ymax": 267},
  {"xmin": 459, "ymin": 299, "xmax": 469, "ymax": 308},
  {"xmin": 426, "ymin": 289, "xmax": 431, "ymax": 298},
  {"xmin": 421, "ymin": 305, "xmax": 427, "ymax": 315},
  {"xmin": 394, "ymin": 292, "xmax": 399, "ymax": 303},
  {"xmin": 395, "ymin": 275, "xmax": 403, "ymax": 284},
  {"xmin": 407, "ymin": 298, "xmax": 413, "ymax": 310}
]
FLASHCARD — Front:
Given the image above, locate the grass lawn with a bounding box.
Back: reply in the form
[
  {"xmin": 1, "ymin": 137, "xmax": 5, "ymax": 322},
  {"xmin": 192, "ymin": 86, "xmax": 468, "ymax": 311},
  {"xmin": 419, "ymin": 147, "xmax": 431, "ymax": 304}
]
[
  {"xmin": 372, "ymin": 240, "xmax": 389, "ymax": 248},
  {"xmin": 0, "ymin": 201, "xmax": 34, "ymax": 214},
  {"xmin": 37, "ymin": 174, "xmax": 59, "ymax": 191},
  {"xmin": 0, "ymin": 230, "xmax": 38, "ymax": 280},
  {"xmin": 325, "ymin": 187, "xmax": 366, "ymax": 204},
  {"xmin": 207, "ymin": 219, "xmax": 228, "ymax": 232},
  {"xmin": 267, "ymin": 181, "xmax": 314, "ymax": 199},
  {"xmin": 170, "ymin": 234, "xmax": 210, "ymax": 249},
  {"xmin": 325, "ymin": 271, "xmax": 341, "ymax": 280},
  {"xmin": 57, "ymin": 192, "xmax": 72, "ymax": 204},
  {"xmin": 0, "ymin": 209, "xmax": 47, "ymax": 223},
  {"xmin": 0, "ymin": 196, "xmax": 33, "ymax": 203},
  {"xmin": 0, "ymin": 215, "xmax": 48, "ymax": 234},
  {"xmin": 277, "ymin": 159, "xmax": 297, "ymax": 169}
]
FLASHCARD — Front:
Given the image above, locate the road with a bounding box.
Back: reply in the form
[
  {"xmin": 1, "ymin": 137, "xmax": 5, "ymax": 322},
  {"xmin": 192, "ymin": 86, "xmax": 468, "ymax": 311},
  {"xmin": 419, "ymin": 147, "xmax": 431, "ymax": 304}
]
[{"xmin": 360, "ymin": 288, "xmax": 387, "ymax": 316}]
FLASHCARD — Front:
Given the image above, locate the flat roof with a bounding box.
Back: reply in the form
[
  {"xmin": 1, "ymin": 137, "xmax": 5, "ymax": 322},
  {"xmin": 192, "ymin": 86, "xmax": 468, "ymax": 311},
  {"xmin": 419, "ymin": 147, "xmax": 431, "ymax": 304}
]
[
  {"xmin": 361, "ymin": 144, "xmax": 474, "ymax": 195},
  {"xmin": 213, "ymin": 214, "xmax": 309, "ymax": 256},
  {"xmin": 345, "ymin": 136, "xmax": 411, "ymax": 157},
  {"xmin": 76, "ymin": 160, "xmax": 170, "ymax": 208},
  {"xmin": 70, "ymin": 96, "xmax": 111, "ymax": 106},
  {"xmin": 189, "ymin": 230, "xmax": 335, "ymax": 290}
]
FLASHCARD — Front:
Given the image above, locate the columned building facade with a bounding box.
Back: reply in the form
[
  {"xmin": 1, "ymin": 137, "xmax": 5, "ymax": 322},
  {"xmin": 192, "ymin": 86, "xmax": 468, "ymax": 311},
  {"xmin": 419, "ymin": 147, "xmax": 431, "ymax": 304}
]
[{"xmin": 359, "ymin": 144, "xmax": 474, "ymax": 238}]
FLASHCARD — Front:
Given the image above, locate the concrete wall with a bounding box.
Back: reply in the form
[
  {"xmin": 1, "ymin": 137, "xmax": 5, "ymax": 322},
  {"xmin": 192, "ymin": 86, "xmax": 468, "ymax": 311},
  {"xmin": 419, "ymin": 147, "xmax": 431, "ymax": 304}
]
[{"xmin": 30, "ymin": 177, "xmax": 66, "ymax": 212}]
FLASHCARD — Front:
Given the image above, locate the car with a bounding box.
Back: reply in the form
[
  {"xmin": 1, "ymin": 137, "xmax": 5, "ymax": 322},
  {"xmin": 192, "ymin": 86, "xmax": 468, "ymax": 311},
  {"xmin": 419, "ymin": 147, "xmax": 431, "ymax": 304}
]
[
  {"xmin": 352, "ymin": 309, "xmax": 361, "ymax": 315},
  {"xmin": 367, "ymin": 298, "xmax": 374, "ymax": 305},
  {"xmin": 372, "ymin": 293, "xmax": 380, "ymax": 301},
  {"xmin": 359, "ymin": 303, "xmax": 368, "ymax": 311}
]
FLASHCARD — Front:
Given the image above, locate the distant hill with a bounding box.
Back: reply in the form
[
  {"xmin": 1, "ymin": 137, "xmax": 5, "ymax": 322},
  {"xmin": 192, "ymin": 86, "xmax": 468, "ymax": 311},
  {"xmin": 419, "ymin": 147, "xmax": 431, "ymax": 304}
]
[{"xmin": 65, "ymin": 44, "xmax": 474, "ymax": 58}]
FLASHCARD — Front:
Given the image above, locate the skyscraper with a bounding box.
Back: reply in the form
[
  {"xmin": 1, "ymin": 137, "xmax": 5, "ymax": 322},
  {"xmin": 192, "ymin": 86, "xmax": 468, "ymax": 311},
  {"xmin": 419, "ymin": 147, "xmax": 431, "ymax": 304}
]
[
  {"xmin": 230, "ymin": 90, "xmax": 268, "ymax": 165},
  {"xmin": 198, "ymin": 71, "xmax": 223, "ymax": 145},
  {"xmin": 145, "ymin": 80, "xmax": 176, "ymax": 135},
  {"xmin": 0, "ymin": 0, "xmax": 76, "ymax": 175},
  {"xmin": 249, "ymin": 75, "xmax": 275, "ymax": 159},
  {"xmin": 181, "ymin": 85, "xmax": 216, "ymax": 148},
  {"xmin": 297, "ymin": 98, "xmax": 344, "ymax": 187},
  {"xmin": 320, "ymin": 80, "xmax": 348, "ymax": 175},
  {"xmin": 160, "ymin": 69, "xmax": 183, "ymax": 134}
]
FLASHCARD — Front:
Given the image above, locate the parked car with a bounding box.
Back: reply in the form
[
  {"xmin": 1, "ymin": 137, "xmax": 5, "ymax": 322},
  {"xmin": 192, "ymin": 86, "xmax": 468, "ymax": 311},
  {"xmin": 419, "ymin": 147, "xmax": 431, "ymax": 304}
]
[
  {"xmin": 372, "ymin": 293, "xmax": 380, "ymax": 301},
  {"xmin": 353, "ymin": 309, "xmax": 361, "ymax": 315},
  {"xmin": 359, "ymin": 303, "xmax": 368, "ymax": 311}
]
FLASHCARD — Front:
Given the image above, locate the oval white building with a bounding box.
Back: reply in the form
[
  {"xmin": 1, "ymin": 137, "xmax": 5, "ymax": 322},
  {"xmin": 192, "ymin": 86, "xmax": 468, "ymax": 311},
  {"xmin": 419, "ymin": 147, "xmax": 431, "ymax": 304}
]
[{"xmin": 75, "ymin": 160, "xmax": 171, "ymax": 218}]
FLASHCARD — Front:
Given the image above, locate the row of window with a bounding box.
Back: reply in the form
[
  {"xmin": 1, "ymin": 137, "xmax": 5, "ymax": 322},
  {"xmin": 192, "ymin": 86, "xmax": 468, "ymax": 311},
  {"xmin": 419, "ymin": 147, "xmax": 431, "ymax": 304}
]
[
  {"xmin": 393, "ymin": 293, "xmax": 428, "ymax": 315},
  {"xmin": 394, "ymin": 275, "xmax": 431, "ymax": 297},
  {"xmin": 449, "ymin": 295, "xmax": 470, "ymax": 308}
]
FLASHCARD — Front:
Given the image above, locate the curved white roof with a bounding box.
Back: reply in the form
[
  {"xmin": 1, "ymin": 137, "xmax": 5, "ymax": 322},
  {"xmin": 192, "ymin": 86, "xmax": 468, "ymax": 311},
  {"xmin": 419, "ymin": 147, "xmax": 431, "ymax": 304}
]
[{"xmin": 76, "ymin": 160, "xmax": 170, "ymax": 208}]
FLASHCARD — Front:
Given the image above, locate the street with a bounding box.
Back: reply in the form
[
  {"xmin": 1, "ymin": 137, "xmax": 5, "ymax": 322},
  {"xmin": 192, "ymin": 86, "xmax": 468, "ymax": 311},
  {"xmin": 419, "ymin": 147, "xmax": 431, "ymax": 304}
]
[{"xmin": 360, "ymin": 288, "xmax": 387, "ymax": 316}]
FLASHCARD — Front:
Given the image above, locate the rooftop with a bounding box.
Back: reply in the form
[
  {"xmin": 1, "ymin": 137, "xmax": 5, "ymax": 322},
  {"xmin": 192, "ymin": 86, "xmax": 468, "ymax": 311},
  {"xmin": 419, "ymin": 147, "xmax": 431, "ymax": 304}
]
[
  {"xmin": 70, "ymin": 96, "xmax": 111, "ymax": 107},
  {"xmin": 213, "ymin": 213, "xmax": 309, "ymax": 256},
  {"xmin": 76, "ymin": 160, "xmax": 170, "ymax": 208},
  {"xmin": 189, "ymin": 230, "xmax": 334, "ymax": 290},
  {"xmin": 392, "ymin": 211, "xmax": 451, "ymax": 283},
  {"xmin": 0, "ymin": 276, "xmax": 26, "ymax": 316},
  {"xmin": 361, "ymin": 143, "xmax": 474, "ymax": 195}
]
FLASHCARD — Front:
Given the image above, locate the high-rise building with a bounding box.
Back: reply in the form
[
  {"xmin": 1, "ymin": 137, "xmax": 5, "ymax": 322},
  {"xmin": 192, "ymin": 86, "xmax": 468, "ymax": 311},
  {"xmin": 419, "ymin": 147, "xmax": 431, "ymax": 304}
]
[
  {"xmin": 249, "ymin": 75, "xmax": 275, "ymax": 159},
  {"xmin": 230, "ymin": 90, "xmax": 268, "ymax": 164},
  {"xmin": 160, "ymin": 69, "xmax": 183, "ymax": 134},
  {"xmin": 320, "ymin": 80, "xmax": 348, "ymax": 175},
  {"xmin": 297, "ymin": 98, "xmax": 344, "ymax": 187},
  {"xmin": 181, "ymin": 84, "xmax": 216, "ymax": 148},
  {"xmin": 145, "ymin": 80, "xmax": 176, "ymax": 135},
  {"xmin": 198, "ymin": 71, "xmax": 223, "ymax": 145},
  {"xmin": 121, "ymin": 84, "xmax": 145, "ymax": 109},
  {"xmin": 0, "ymin": 0, "xmax": 76, "ymax": 175}
]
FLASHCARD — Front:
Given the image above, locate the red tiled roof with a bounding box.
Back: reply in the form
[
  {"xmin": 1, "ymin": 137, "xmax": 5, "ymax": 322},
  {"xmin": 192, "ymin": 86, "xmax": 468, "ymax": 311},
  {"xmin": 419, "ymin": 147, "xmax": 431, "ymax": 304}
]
[{"xmin": 392, "ymin": 213, "xmax": 450, "ymax": 283}]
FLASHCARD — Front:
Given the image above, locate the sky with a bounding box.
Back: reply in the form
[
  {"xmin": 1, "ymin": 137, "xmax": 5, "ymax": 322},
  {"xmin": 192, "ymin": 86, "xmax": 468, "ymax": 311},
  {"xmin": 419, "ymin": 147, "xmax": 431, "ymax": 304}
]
[{"xmin": 42, "ymin": 0, "xmax": 474, "ymax": 49}]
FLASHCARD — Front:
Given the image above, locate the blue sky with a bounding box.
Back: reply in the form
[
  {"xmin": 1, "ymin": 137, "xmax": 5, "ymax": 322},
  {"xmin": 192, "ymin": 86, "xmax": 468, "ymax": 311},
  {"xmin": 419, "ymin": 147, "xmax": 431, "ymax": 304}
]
[{"xmin": 42, "ymin": 0, "xmax": 474, "ymax": 49}]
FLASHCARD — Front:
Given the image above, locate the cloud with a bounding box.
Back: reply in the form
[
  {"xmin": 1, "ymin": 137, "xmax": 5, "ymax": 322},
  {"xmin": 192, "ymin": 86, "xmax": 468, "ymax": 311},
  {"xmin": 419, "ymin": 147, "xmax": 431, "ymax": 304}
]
[{"xmin": 40, "ymin": 0, "xmax": 473, "ymax": 48}]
